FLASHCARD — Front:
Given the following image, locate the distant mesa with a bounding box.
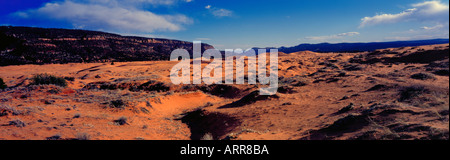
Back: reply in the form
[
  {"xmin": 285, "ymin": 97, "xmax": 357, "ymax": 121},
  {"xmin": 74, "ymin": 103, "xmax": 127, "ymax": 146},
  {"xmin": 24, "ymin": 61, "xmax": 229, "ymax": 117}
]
[
  {"xmin": 0, "ymin": 26, "xmax": 214, "ymax": 66},
  {"xmin": 255, "ymin": 39, "xmax": 449, "ymax": 53}
]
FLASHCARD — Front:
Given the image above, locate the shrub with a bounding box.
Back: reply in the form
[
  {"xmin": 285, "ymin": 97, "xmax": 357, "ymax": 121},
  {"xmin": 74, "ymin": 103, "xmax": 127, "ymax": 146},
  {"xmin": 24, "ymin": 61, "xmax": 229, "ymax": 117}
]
[
  {"xmin": 73, "ymin": 113, "xmax": 81, "ymax": 118},
  {"xmin": 337, "ymin": 103, "xmax": 354, "ymax": 114},
  {"xmin": 399, "ymin": 85, "xmax": 429, "ymax": 102},
  {"xmin": 0, "ymin": 78, "xmax": 6, "ymax": 89},
  {"xmin": 138, "ymin": 80, "xmax": 171, "ymax": 92},
  {"xmin": 279, "ymin": 76, "xmax": 309, "ymax": 87},
  {"xmin": 9, "ymin": 119, "xmax": 26, "ymax": 127},
  {"xmin": 46, "ymin": 134, "xmax": 62, "ymax": 140},
  {"xmin": 0, "ymin": 105, "xmax": 22, "ymax": 116},
  {"xmin": 114, "ymin": 116, "xmax": 128, "ymax": 125},
  {"xmin": 411, "ymin": 73, "xmax": 436, "ymax": 80},
  {"xmin": 75, "ymin": 133, "xmax": 91, "ymax": 140},
  {"xmin": 31, "ymin": 73, "xmax": 67, "ymax": 87},
  {"xmin": 109, "ymin": 100, "xmax": 127, "ymax": 109}
]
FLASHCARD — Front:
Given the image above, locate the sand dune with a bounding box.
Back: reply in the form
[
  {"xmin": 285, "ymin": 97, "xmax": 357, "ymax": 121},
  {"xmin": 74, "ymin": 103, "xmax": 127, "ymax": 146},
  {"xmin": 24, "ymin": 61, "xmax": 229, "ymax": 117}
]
[{"xmin": 0, "ymin": 44, "xmax": 448, "ymax": 140}]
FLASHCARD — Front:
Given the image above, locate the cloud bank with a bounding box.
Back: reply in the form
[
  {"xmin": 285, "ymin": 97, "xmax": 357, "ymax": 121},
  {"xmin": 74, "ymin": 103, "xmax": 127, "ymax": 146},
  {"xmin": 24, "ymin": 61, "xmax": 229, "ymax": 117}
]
[
  {"xmin": 14, "ymin": 0, "xmax": 192, "ymax": 33},
  {"xmin": 360, "ymin": 1, "xmax": 449, "ymax": 27},
  {"xmin": 205, "ymin": 5, "xmax": 233, "ymax": 17}
]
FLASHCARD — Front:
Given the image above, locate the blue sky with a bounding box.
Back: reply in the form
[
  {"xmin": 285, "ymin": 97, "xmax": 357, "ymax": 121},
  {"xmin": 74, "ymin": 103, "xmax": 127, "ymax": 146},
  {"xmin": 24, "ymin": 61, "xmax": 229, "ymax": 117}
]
[{"xmin": 0, "ymin": 0, "xmax": 449, "ymax": 49}]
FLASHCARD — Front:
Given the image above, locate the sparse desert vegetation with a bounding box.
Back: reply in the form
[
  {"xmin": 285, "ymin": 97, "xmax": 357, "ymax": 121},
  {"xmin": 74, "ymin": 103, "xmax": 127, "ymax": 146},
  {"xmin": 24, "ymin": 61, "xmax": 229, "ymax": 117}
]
[
  {"xmin": 9, "ymin": 119, "xmax": 26, "ymax": 128},
  {"xmin": 75, "ymin": 133, "xmax": 91, "ymax": 140},
  {"xmin": 30, "ymin": 73, "xmax": 68, "ymax": 87},
  {"xmin": 411, "ymin": 73, "xmax": 436, "ymax": 80},
  {"xmin": 0, "ymin": 44, "xmax": 448, "ymax": 140},
  {"xmin": 114, "ymin": 116, "xmax": 128, "ymax": 125}
]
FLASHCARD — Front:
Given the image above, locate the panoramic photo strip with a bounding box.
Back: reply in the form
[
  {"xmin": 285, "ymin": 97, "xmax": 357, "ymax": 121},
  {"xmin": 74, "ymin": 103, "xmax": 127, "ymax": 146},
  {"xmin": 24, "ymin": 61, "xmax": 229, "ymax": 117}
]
[{"xmin": 0, "ymin": 0, "xmax": 449, "ymax": 158}]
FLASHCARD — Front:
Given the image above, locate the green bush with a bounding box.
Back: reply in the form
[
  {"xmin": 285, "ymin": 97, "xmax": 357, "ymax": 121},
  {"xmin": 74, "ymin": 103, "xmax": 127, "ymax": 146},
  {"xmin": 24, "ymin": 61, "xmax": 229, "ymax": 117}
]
[
  {"xmin": 0, "ymin": 78, "xmax": 6, "ymax": 89},
  {"xmin": 31, "ymin": 73, "xmax": 67, "ymax": 87}
]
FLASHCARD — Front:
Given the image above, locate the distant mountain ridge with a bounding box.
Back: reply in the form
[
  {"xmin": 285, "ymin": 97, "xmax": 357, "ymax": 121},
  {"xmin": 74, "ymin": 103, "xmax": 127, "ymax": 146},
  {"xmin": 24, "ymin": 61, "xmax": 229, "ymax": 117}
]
[
  {"xmin": 0, "ymin": 26, "xmax": 214, "ymax": 66},
  {"xmin": 262, "ymin": 39, "xmax": 449, "ymax": 53}
]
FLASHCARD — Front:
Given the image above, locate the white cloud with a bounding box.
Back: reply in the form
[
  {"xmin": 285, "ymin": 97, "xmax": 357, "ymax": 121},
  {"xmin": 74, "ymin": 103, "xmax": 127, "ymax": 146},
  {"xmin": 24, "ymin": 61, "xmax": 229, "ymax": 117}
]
[
  {"xmin": 421, "ymin": 24, "xmax": 445, "ymax": 30},
  {"xmin": 387, "ymin": 23, "xmax": 449, "ymax": 41},
  {"xmin": 80, "ymin": 0, "xmax": 188, "ymax": 7},
  {"xmin": 205, "ymin": 5, "xmax": 233, "ymax": 17},
  {"xmin": 360, "ymin": 1, "xmax": 449, "ymax": 27},
  {"xmin": 304, "ymin": 32, "xmax": 360, "ymax": 41},
  {"xmin": 212, "ymin": 9, "xmax": 233, "ymax": 17},
  {"xmin": 14, "ymin": 0, "xmax": 192, "ymax": 33}
]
